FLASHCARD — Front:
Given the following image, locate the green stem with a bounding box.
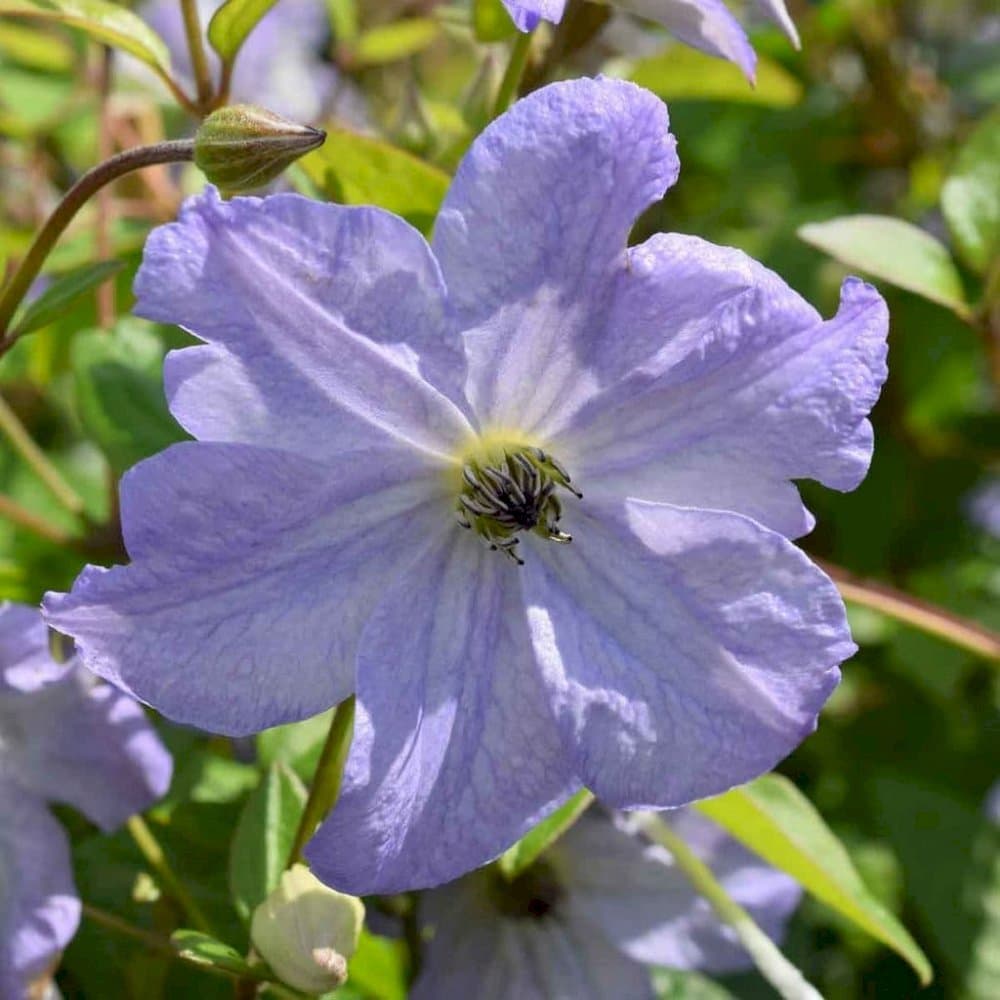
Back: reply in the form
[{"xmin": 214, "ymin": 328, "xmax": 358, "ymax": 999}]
[
  {"xmin": 0, "ymin": 139, "xmax": 195, "ymax": 349},
  {"xmin": 127, "ymin": 815, "xmax": 214, "ymax": 934},
  {"xmin": 180, "ymin": 0, "xmax": 214, "ymax": 107},
  {"xmin": 0, "ymin": 392, "xmax": 85, "ymax": 517},
  {"xmin": 492, "ymin": 30, "xmax": 533, "ymax": 120},
  {"xmin": 642, "ymin": 815, "xmax": 823, "ymax": 1000},
  {"xmin": 286, "ymin": 696, "xmax": 357, "ymax": 867},
  {"xmin": 818, "ymin": 560, "xmax": 1000, "ymax": 663}
]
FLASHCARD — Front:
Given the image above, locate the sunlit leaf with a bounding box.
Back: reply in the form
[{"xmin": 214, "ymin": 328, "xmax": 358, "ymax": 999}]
[
  {"xmin": 352, "ymin": 18, "xmax": 439, "ymax": 67},
  {"xmin": 207, "ymin": 0, "xmax": 277, "ymax": 63},
  {"xmin": 696, "ymin": 773, "xmax": 933, "ymax": 984},
  {"xmin": 0, "ymin": 0, "xmax": 173, "ymax": 79},
  {"xmin": 0, "ymin": 20, "xmax": 74, "ymax": 71},
  {"xmin": 171, "ymin": 930, "xmax": 266, "ymax": 978},
  {"xmin": 941, "ymin": 110, "xmax": 1000, "ymax": 276},
  {"xmin": 348, "ymin": 930, "xmax": 408, "ymax": 1000},
  {"xmin": 299, "ymin": 130, "xmax": 450, "ymax": 233},
  {"xmin": 473, "ymin": 0, "xmax": 518, "ymax": 42},
  {"xmin": 11, "ymin": 259, "xmax": 121, "ymax": 336},
  {"xmin": 621, "ymin": 44, "xmax": 803, "ymax": 108},
  {"xmin": 799, "ymin": 214, "xmax": 970, "ymax": 316},
  {"xmin": 498, "ymin": 789, "xmax": 594, "ymax": 880}
]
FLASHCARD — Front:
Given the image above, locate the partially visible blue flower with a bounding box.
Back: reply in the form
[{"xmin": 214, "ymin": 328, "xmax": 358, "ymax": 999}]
[
  {"xmin": 967, "ymin": 477, "xmax": 1000, "ymax": 539},
  {"xmin": 46, "ymin": 78, "xmax": 887, "ymax": 894},
  {"xmin": 502, "ymin": 0, "xmax": 799, "ymax": 81},
  {"xmin": 139, "ymin": 0, "xmax": 365, "ymax": 124},
  {"xmin": 413, "ymin": 807, "xmax": 800, "ymax": 999},
  {"xmin": 0, "ymin": 603, "xmax": 171, "ymax": 999}
]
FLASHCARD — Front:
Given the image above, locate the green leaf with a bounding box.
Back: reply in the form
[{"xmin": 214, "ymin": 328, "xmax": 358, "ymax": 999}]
[
  {"xmin": 652, "ymin": 968, "xmax": 737, "ymax": 998},
  {"xmin": 299, "ymin": 130, "xmax": 450, "ymax": 234},
  {"xmin": 799, "ymin": 214, "xmax": 970, "ymax": 317},
  {"xmin": 352, "ymin": 18, "xmax": 439, "ymax": 67},
  {"xmin": 11, "ymin": 259, "xmax": 121, "ymax": 336},
  {"xmin": 695, "ymin": 773, "xmax": 932, "ymax": 984},
  {"xmin": 623, "ymin": 44, "xmax": 803, "ymax": 108},
  {"xmin": 171, "ymin": 930, "xmax": 267, "ymax": 978},
  {"xmin": 229, "ymin": 762, "xmax": 307, "ymax": 921},
  {"xmin": 347, "ymin": 930, "xmax": 408, "ymax": 1000},
  {"xmin": 941, "ymin": 110, "xmax": 1000, "ymax": 276},
  {"xmin": 257, "ymin": 709, "xmax": 334, "ymax": 783},
  {"xmin": 207, "ymin": 0, "xmax": 278, "ymax": 64},
  {"xmin": 473, "ymin": 0, "xmax": 518, "ymax": 42},
  {"xmin": 0, "ymin": 21, "xmax": 75, "ymax": 71},
  {"xmin": 71, "ymin": 318, "xmax": 188, "ymax": 473},
  {"xmin": 498, "ymin": 789, "xmax": 594, "ymax": 880},
  {"xmin": 0, "ymin": 0, "xmax": 173, "ymax": 79}
]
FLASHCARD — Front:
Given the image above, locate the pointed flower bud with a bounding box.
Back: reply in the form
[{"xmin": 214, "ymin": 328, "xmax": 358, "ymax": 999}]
[
  {"xmin": 194, "ymin": 105, "xmax": 325, "ymax": 196},
  {"xmin": 250, "ymin": 864, "xmax": 364, "ymax": 994}
]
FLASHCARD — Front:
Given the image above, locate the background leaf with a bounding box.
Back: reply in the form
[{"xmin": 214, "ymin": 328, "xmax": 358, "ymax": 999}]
[
  {"xmin": 228, "ymin": 763, "xmax": 306, "ymax": 922},
  {"xmin": 799, "ymin": 214, "xmax": 970, "ymax": 316},
  {"xmin": 941, "ymin": 110, "xmax": 1000, "ymax": 276},
  {"xmin": 299, "ymin": 130, "xmax": 450, "ymax": 234},
  {"xmin": 0, "ymin": 0, "xmax": 173, "ymax": 78},
  {"xmin": 497, "ymin": 790, "xmax": 594, "ymax": 880},
  {"xmin": 206, "ymin": 0, "xmax": 278, "ymax": 64},
  {"xmin": 695, "ymin": 773, "xmax": 933, "ymax": 984},
  {"xmin": 71, "ymin": 318, "xmax": 188, "ymax": 474},
  {"xmin": 12, "ymin": 259, "xmax": 121, "ymax": 337}
]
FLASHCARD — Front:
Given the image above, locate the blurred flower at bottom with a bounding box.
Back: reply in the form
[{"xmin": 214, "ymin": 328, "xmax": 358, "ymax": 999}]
[
  {"xmin": 412, "ymin": 807, "xmax": 800, "ymax": 999},
  {"xmin": 0, "ymin": 603, "xmax": 172, "ymax": 1000}
]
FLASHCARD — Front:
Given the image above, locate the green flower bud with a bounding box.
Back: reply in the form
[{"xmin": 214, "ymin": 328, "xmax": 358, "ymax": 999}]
[
  {"xmin": 194, "ymin": 105, "xmax": 325, "ymax": 196},
  {"xmin": 250, "ymin": 865, "xmax": 364, "ymax": 995}
]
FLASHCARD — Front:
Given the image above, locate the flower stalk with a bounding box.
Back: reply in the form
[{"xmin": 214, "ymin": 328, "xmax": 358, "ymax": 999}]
[
  {"xmin": 492, "ymin": 29, "xmax": 534, "ymax": 120},
  {"xmin": 285, "ymin": 695, "xmax": 357, "ymax": 867},
  {"xmin": 0, "ymin": 140, "xmax": 196, "ymax": 352},
  {"xmin": 642, "ymin": 815, "xmax": 824, "ymax": 1000},
  {"xmin": 180, "ymin": 0, "xmax": 215, "ymax": 108}
]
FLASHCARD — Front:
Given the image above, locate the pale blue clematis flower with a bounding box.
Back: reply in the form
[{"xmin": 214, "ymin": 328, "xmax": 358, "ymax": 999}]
[
  {"xmin": 139, "ymin": 0, "xmax": 365, "ymax": 124},
  {"xmin": 968, "ymin": 477, "xmax": 1000, "ymax": 538},
  {"xmin": 0, "ymin": 603, "xmax": 171, "ymax": 1000},
  {"xmin": 412, "ymin": 807, "xmax": 801, "ymax": 999},
  {"xmin": 46, "ymin": 77, "xmax": 887, "ymax": 894},
  {"xmin": 502, "ymin": 0, "xmax": 800, "ymax": 81}
]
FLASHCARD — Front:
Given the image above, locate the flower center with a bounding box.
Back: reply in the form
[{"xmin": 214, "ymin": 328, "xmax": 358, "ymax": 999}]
[
  {"xmin": 488, "ymin": 862, "xmax": 564, "ymax": 921},
  {"xmin": 455, "ymin": 443, "xmax": 581, "ymax": 565}
]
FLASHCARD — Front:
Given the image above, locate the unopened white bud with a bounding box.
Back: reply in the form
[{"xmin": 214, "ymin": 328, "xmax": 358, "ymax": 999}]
[{"xmin": 250, "ymin": 864, "xmax": 364, "ymax": 994}]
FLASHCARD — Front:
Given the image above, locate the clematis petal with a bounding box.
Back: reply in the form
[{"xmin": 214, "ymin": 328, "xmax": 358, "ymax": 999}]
[
  {"xmin": 1, "ymin": 668, "xmax": 171, "ymax": 830},
  {"xmin": 0, "ymin": 784, "xmax": 79, "ymax": 1000},
  {"xmin": 45, "ymin": 441, "xmax": 444, "ymax": 736},
  {"xmin": 524, "ymin": 499, "xmax": 851, "ymax": 808},
  {"xmin": 135, "ymin": 187, "xmax": 472, "ymax": 461},
  {"xmin": 617, "ymin": 0, "xmax": 757, "ymax": 81},
  {"xmin": 559, "ymin": 241, "xmax": 887, "ymax": 538},
  {"xmin": 554, "ymin": 809, "xmax": 800, "ymax": 972},
  {"xmin": 306, "ymin": 534, "xmax": 579, "ymax": 894},
  {"xmin": 0, "ymin": 601, "xmax": 67, "ymax": 692},
  {"xmin": 752, "ymin": 0, "xmax": 801, "ymax": 48},
  {"xmin": 500, "ymin": 0, "xmax": 567, "ymax": 32},
  {"xmin": 434, "ymin": 78, "xmax": 678, "ymax": 436}
]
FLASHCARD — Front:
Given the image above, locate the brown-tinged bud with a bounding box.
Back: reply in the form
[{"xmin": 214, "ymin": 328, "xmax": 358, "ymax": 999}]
[{"xmin": 194, "ymin": 105, "xmax": 325, "ymax": 195}]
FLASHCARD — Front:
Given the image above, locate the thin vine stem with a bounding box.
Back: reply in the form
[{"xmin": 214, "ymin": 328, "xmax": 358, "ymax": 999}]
[
  {"xmin": 492, "ymin": 29, "xmax": 533, "ymax": 120},
  {"xmin": 642, "ymin": 815, "xmax": 823, "ymax": 1000},
  {"xmin": 0, "ymin": 493, "xmax": 77, "ymax": 548},
  {"xmin": 180, "ymin": 0, "xmax": 214, "ymax": 107},
  {"xmin": 0, "ymin": 139, "xmax": 195, "ymax": 349},
  {"xmin": 0, "ymin": 392, "xmax": 85, "ymax": 517},
  {"xmin": 819, "ymin": 559, "xmax": 1000, "ymax": 662},
  {"xmin": 127, "ymin": 815, "xmax": 214, "ymax": 935}
]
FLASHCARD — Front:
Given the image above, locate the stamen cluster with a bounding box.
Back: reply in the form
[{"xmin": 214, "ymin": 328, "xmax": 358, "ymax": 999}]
[{"xmin": 456, "ymin": 447, "xmax": 581, "ymax": 564}]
